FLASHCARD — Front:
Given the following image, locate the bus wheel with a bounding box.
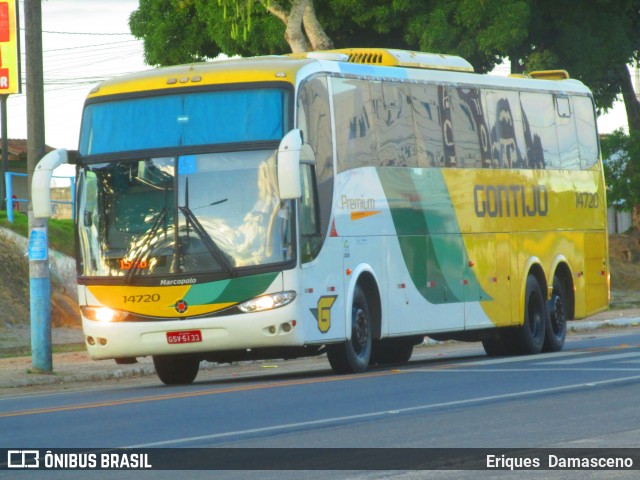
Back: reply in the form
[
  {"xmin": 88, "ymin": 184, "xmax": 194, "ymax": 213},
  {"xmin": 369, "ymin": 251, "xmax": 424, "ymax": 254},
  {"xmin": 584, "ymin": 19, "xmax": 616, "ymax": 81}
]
[
  {"xmin": 372, "ymin": 339, "xmax": 415, "ymax": 365},
  {"xmin": 512, "ymin": 274, "xmax": 547, "ymax": 354},
  {"xmin": 543, "ymin": 276, "xmax": 567, "ymax": 352},
  {"xmin": 327, "ymin": 286, "xmax": 372, "ymax": 374},
  {"xmin": 482, "ymin": 333, "xmax": 512, "ymax": 356},
  {"xmin": 153, "ymin": 355, "xmax": 200, "ymax": 385}
]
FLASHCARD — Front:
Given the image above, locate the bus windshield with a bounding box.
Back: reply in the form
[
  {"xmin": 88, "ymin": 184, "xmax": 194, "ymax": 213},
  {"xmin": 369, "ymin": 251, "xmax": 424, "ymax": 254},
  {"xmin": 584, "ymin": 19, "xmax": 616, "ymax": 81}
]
[
  {"xmin": 79, "ymin": 88, "xmax": 288, "ymax": 155},
  {"xmin": 77, "ymin": 149, "xmax": 293, "ymax": 278}
]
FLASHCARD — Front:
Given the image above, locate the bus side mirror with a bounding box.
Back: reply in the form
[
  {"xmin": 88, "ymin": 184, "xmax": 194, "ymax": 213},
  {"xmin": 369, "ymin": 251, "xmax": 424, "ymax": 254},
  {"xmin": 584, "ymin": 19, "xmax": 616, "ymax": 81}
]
[
  {"xmin": 277, "ymin": 129, "xmax": 303, "ymax": 200},
  {"xmin": 32, "ymin": 149, "xmax": 69, "ymax": 218}
]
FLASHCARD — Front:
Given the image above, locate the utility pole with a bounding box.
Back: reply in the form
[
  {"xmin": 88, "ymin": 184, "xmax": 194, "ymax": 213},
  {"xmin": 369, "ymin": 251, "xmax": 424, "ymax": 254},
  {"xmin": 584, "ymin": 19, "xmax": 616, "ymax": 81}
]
[
  {"xmin": 1, "ymin": 95, "xmax": 8, "ymax": 209},
  {"xmin": 25, "ymin": 0, "xmax": 51, "ymax": 372}
]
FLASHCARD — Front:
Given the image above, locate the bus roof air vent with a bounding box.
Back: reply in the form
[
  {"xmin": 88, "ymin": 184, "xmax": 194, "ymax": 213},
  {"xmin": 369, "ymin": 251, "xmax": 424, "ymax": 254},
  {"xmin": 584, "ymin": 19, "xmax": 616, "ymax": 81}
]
[
  {"xmin": 527, "ymin": 70, "xmax": 570, "ymax": 80},
  {"xmin": 327, "ymin": 48, "xmax": 474, "ymax": 72}
]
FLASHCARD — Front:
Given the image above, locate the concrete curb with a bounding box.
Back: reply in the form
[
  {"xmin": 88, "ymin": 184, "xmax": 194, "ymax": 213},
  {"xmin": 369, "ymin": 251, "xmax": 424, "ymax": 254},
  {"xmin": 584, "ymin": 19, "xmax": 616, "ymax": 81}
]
[{"xmin": 2, "ymin": 318, "xmax": 640, "ymax": 390}]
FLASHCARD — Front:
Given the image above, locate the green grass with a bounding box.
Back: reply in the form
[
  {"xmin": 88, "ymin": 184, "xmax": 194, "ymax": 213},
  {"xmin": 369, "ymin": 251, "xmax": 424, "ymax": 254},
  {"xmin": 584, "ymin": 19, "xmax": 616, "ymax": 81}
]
[{"xmin": 0, "ymin": 210, "xmax": 75, "ymax": 257}]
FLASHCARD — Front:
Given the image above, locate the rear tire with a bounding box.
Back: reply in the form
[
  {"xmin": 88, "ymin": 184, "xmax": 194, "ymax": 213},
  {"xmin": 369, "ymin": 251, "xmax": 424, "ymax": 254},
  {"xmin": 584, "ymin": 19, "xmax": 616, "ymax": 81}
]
[
  {"xmin": 327, "ymin": 286, "xmax": 372, "ymax": 374},
  {"xmin": 543, "ymin": 276, "xmax": 567, "ymax": 352},
  {"xmin": 482, "ymin": 333, "xmax": 512, "ymax": 356},
  {"xmin": 511, "ymin": 274, "xmax": 547, "ymax": 355},
  {"xmin": 153, "ymin": 355, "xmax": 200, "ymax": 385}
]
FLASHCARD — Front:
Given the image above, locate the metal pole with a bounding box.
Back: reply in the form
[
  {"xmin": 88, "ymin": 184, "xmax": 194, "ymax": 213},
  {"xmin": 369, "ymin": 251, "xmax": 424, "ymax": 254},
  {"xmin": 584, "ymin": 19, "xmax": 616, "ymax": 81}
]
[
  {"xmin": 1, "ymin": 95, "xmax": 8, "ymax": 209},
  {"xmin": 25, "ymin": 0, "xmax": 51, "ymax": 372}
]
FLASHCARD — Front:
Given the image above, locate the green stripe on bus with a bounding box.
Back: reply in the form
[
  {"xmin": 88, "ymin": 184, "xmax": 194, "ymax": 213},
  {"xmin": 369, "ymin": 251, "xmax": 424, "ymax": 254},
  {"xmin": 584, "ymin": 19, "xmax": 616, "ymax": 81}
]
[
  {"xmin": 184, "ymin": 272, "xmax": 279, "ymax": 306},
  {"xmin": 378, "ymin": 168, "xmax": 489, "ymax": 304}
]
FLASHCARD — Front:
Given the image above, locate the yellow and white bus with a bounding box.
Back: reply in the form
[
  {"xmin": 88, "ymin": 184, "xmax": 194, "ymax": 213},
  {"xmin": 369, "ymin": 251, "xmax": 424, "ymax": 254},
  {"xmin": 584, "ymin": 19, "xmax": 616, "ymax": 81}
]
[{"xmin": 33, "ymin": 48, "xmax": 609, "ymax": 384}]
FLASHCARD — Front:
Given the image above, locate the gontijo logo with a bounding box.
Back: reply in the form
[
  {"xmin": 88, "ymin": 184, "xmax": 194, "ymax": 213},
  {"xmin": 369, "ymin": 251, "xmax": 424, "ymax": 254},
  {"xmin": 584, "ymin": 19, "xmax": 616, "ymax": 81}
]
[{"xmin": 473, "ymin": 184, "xmax": 548, "ymax": 218}]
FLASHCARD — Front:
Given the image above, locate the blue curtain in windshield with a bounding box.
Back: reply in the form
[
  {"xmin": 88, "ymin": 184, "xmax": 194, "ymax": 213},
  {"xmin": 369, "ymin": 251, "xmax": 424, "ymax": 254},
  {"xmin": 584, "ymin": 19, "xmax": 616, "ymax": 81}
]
[{"xmin": 80, "ymin": 89, "xmax": 286, "ymax": 155}]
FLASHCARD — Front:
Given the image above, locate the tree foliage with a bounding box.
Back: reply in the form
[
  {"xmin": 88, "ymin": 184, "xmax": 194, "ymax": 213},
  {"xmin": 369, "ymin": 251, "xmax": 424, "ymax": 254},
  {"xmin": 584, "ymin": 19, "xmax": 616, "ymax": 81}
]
[
  {"xmin": 602, "ymin": 130, "xmax": 640, "ymax": 209},
  {"xmin": 129, "ymin": 0, "xmax": 288, "ymax": 65},
  {"xmin": 130, "ymin": 0, "xmax": 640, "ymax": 130},
  {"xmin": 415, "ymin": 0, "xmax": 640, "ymax": 130},
  {"xmin": 404, "ymin": 0, "xmax": 530, "ymax": 74}
]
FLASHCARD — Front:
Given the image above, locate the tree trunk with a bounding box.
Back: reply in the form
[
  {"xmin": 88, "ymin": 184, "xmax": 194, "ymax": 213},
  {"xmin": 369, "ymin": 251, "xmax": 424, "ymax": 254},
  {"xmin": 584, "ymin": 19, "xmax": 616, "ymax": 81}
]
[
  {"xmin": 266, "ymin": 0, "xmax": 333, "ymax": 53},
  {"xmin": 285, "ymin": 0, "xmax": 311, "ymax": 53},
  {"xmin": 617, "ymin": 62, "xmax": 640, "ymax": 133},
  {"xmin": 303, "ymin": 1, "xmax": 333, "ymax": 51}
]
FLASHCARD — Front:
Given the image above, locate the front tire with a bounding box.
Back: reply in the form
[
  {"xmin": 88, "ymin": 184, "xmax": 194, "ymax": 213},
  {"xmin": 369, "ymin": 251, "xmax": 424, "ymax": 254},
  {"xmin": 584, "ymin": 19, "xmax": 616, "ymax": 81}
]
[
  {"xmin": 511, "ymin": 274, "xmax": 547, "ymax": 355},
  {"xmin": 327, "ymin": 286, "xmax": 372, "ymax": 374},
  {"xmin": 153, "ymin": 354, "xmax": 200, "ymax": 385},
  {"xmin": 372, "ymin": 339, "xmax": 415, "ymax": 365}
]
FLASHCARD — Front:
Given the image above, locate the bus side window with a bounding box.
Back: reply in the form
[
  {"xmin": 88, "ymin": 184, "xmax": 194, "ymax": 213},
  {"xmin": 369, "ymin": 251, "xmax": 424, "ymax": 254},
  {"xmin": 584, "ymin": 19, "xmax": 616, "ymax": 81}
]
[
  {"xmin": 300, "ymin": 163, "xmax": 321, "ymax": 263},
  {"xmin": 332, "ymin": 77, "xmax": 378, "ymax": 173},
  {"xmin": 451, "ymin": 88, "xmax": 487, "ymax": 168},
  {"xmin": 572, "ymin": 96, "xmax": 599, "ymax": 169},
  {"xmin": 520, "ymin": 92, "xmax": 559, "ymax": 169},
  {"xmin": 374, "ymin": 82, "xmax": 417, "ymax": 167},
  {"xmin": 409, "ymin": 84, "xmax": 444, "ymax": 168},
  {"xmin": 439, "ymin": 85, "xmax": 457, "ymax": 167},
  {"xmin": 555, "ymin": 95, "xmax": 580, "ymax": 170},
  {"xmin": 483, "ymin": 89, "xmax": 528, "ymax": 169},
  {"xmin": 297, "ymin": 75, "xmax": 334, "ymax": 262}
]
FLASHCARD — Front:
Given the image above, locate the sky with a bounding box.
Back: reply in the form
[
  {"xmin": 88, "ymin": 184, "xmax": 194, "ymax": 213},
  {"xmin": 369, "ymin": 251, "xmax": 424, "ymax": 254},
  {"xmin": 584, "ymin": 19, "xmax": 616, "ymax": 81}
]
[
  {"xmin": 4, "ymin": 0, "xmax": 635, "ymax": 153},
  {"xmin": 7, "ymin": 0, "xmax": 147, "ymax": 150}
]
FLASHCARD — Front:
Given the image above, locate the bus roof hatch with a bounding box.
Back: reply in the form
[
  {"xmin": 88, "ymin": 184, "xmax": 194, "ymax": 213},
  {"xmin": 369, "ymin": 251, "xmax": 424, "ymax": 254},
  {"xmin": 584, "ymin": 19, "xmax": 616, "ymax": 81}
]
[{"xmin": 299, "ymin": 48, "xmax": 474, "ymax": 73}]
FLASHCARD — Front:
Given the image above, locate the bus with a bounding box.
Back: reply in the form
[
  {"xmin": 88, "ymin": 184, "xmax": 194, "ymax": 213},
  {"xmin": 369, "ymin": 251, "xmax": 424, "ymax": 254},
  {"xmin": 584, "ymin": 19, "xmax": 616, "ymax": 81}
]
[{"xmin": 33, "ymin": 48, "xmax": 609, "ymax": 385}]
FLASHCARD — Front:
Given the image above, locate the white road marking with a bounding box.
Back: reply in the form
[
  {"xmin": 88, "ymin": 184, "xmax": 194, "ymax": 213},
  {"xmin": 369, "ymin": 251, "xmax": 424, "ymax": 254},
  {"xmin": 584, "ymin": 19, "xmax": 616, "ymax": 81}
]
[
  {"xmin": 537, "ymin": 351, "xmax": 640, "ymax": 365},
  {"xmin": 125, "ymin": 373, "xmax": 640, "ymax": 448}
]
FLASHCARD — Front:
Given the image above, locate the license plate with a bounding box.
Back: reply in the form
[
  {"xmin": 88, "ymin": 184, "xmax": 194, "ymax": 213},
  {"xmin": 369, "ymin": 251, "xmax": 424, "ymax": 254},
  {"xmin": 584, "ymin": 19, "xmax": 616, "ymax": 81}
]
[{"xmin": 166, "ymin": 330, "xmax": 202, "ymax": 344}]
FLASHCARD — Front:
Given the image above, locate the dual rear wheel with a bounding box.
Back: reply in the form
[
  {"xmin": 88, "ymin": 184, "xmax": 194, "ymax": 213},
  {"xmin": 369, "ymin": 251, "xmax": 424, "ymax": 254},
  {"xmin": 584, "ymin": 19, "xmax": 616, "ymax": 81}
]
[{"xmin": 482, "ymin": 274, "xmax": 568, "ymax": 356}]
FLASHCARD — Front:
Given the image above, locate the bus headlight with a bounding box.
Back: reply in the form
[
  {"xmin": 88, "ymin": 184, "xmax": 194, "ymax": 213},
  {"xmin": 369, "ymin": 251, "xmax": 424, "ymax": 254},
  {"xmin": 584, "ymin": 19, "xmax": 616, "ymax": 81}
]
[
  {"xmin": 81, "ymin": 306, "xmax": 130, "ymax": 322},
  {"xmin": 238, "ymin": 291, "xmax": 296, "ymax": 313}
]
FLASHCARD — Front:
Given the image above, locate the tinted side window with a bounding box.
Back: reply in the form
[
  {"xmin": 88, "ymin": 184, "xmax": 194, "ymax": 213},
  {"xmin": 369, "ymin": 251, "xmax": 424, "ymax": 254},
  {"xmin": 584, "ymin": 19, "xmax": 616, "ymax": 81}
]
[
  {"xmin": 520, "ymin": 92, "xmax": 558, "ymax": 169},
  {"xmin": 297, "ymin": 76, "xmax": 334, "ymax": 182},
  {"xmin": 450, "ymin": 88, "xmax": 486, "ymax": 168},
  {"xmin": 408, "ymin": 84, "xmax": 444, "ymax": 167},
  {"xmin": 555, "ymin": 95, "xmax": 580, "ymax": 170},
  {"xmin": 373, "ymin": 82, "xmax": 417, "ymax": 167},
  {"xmin": 439, "ymin": 85, "xmax": 456, "ymax": 166},
  {"xmin": 332, "ymin": 77, "xmax": 378, "ymax": 173},
  {"xmin": 483, "ymin": 89, "xmax": 528, "ymax": 168},
  {"xmin": 573, "ymin": 96, "xmax": 599, "ymax": 169}
]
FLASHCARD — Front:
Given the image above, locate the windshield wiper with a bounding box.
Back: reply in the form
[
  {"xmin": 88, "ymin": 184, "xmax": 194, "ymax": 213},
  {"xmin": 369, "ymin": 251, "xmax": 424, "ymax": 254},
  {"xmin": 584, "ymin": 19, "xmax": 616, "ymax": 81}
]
[
  {"xmin": 179, "ymin": 178, "xmax": 234, "ymax": 276},
  {"xmin": 179, "ymin": 205, "xmax": 234, "ymax": 276}
]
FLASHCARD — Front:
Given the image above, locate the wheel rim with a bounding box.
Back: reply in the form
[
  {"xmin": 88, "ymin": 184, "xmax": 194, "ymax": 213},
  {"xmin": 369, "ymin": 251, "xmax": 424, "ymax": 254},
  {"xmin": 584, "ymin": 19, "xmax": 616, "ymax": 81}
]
[
  {"xmin": 550, "ymin": 294, "xmax": 566, "ymax": 337},
  {"xmin": 351, "ymin": 306, "xmax": 369, "ymax": 357}
]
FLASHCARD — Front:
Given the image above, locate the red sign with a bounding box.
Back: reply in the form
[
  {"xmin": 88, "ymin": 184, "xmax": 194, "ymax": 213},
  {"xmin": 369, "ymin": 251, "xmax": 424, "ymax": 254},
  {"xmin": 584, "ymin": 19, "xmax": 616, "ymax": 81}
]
[{"xmin": 0, "ymin": 1, "xmax": 19, "ymax": 94}]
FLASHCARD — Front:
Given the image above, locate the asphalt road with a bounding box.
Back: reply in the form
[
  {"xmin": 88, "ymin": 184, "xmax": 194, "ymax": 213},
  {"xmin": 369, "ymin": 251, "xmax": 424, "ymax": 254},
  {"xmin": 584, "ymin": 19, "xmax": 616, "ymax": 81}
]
[{"xmin": 2, "ymin": 329, "xmax": 640, "ymax": 479}]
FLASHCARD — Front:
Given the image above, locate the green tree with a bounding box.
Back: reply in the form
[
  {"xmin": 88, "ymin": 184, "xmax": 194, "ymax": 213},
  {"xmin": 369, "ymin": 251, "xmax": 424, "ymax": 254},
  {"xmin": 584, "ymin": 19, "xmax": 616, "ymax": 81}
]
[
  {"xmin": 129, "ymin": 0, "xmax": 423, "ymax": 65},
  {"xmin": 602, "ymin": 129, "xmax": 640, "ymax": 209},
  {"xmin": 129, "ymin": 0, "xmax": 288, "ymax": 65},
  {"xmin": 413, "ymin": 0, "xmax": 640, "ymax": 131},
  {"xmin": 404, "ymin": 0, "xmax": 530, "ymax": 74}
]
